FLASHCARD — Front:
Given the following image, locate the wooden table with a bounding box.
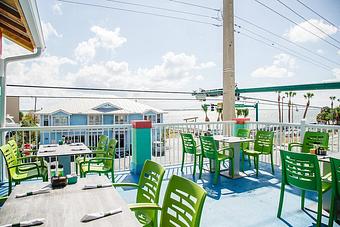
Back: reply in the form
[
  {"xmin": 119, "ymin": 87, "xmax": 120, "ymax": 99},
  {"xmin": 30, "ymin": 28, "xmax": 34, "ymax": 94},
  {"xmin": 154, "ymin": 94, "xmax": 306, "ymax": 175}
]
[
  {"xmin": 37, "ymin": 143, "xmax": 92, "ymax": 175},
  {"xmin": 0, "ymin": 176, "xmax": 141, "ymax": 227},
  {"xmin": 213, "ymin": 136, "xmax": 254, "ymax": 178}
]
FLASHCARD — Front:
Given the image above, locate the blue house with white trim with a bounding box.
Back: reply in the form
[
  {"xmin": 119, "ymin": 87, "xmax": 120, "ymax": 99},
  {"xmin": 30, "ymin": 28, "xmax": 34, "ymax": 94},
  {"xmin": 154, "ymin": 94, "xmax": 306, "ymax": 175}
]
[{"xmin": 37, "ymin": 99, "xmax": 164, "ymax": 154}]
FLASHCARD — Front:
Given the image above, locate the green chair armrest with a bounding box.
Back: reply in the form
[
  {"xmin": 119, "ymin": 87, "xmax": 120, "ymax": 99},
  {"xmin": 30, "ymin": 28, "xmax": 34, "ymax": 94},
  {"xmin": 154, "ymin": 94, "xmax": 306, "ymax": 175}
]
[
  {"xmin": 9, "ymin": 163, "xmax": 40, "ymax": 175},
  {"xmin": 219, "ymin": 147, "xmax": 234, "ymax": 157},
  {"xmin": 128, "ymin": 203, "xmax": 162, "ymax": 211},
  {"xmin": 17, "ymin": 155, "xmax": 40, "ymax": 161},
  {"xmin": 112, "ymin": 183, "xmax": 139, "ymax": 188},
  {"xmin": 288, "ymin": 143, "xmax": 302, "ymax": 151},
  {"xmin": 80, "ymin": 157, "xmax": 113, "ymax": 167}
]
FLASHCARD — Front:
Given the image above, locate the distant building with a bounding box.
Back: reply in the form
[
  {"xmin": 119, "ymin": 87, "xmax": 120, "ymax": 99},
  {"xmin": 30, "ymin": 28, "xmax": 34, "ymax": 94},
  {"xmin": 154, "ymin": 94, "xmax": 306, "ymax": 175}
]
[
  {"xmin": 6, "ymin": 97, "xmax": 20, "ymax": 123},
  {"xmin": 36, "ymin": 99, "xmax": 164, "ymax": 154}
]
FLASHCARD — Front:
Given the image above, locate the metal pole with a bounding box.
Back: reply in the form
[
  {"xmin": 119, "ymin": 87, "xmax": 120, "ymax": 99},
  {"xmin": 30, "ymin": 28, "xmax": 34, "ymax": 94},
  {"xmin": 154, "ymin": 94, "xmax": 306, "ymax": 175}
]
[{"xmin": 222, "ymin": 0, "xmax": 235, "ymax": 121}]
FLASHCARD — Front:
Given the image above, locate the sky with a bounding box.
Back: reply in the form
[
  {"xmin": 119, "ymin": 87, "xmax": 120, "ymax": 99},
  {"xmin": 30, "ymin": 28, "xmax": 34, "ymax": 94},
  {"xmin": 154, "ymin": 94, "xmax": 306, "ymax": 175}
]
[{"xmin": 2, "ymin": 0, "xmax": 340, "ymax": 113}]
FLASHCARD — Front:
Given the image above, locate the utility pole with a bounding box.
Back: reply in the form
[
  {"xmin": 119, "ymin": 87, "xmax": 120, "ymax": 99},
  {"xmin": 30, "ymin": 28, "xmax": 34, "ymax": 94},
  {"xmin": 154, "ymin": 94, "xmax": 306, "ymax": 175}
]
[{"xmin": 222, "ymin": 0, "xmax": 236, "ymax": 121}]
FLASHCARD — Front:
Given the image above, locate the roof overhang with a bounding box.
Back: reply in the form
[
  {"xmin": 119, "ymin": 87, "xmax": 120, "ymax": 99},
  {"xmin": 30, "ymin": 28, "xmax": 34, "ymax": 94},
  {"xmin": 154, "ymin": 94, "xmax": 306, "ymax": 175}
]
[{"xmin": 0, "ymin": 0, "xmax": 45, "ymax": 52}]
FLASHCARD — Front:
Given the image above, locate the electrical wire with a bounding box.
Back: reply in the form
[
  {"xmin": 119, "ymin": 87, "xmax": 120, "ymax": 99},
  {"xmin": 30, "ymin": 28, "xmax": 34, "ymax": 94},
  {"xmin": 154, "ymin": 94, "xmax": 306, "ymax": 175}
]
[
  {"xmin": 168, "ymin": 0, "xmax": 220, "ymax": 12},
  {"xmin": 235, "ymin": 24, "xmax": 333, "ymax": 71},
  {"xmin": 235, "ymin": 15, "xmax": 340, "ymax": 67},
  {"xmin": 7, "ymin": 84, "xmax": 193, "ymax": 94},
  {"xmin": 103, "ymin": 0, "xmax": 219, "ymax": 20},
  {"xmin": 254, "ymin": 0, "xmax": 340, "ymax": 50},
  {"xmin": 275, "ymin": 0, "xmax": 340, "ymax": 46},
  {"xmin": 235, "ymin": 29, "xmax": 332, "ymax": 72},
  {"xmin": 57, "ymin": 0, "xmax": 221, "ymax": 27},
  {"xmin": 296, "ymin": 0, "xmax": 338, "ymax": 28}
]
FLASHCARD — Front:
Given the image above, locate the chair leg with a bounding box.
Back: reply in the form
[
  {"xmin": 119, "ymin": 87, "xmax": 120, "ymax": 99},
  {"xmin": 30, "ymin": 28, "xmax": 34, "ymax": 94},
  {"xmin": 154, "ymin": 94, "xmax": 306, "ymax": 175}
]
[
  {"xmin": 255, "ymin": 156, "xmax": 259, "ymax": 177},
  {"xmin": 181, "ymin": 152, "xmax": 185, "ymax": 172},
  {"xmin": 230, "ymin": 158, "xmax": 234, "ymax": 178},
  {"xmin": 328, "ymin": 193, "xmax": 335, "ymax": 227},
  {"xmin": 248, "ymin": 155, "xmax": 251, "ymax": 167},
  {"xmin": 111, "ymin": 171, "xmax": 115, "ymax": 183},
  {"xmin": 277, "ymin": 182, "xmax": 285, "ymax": 218},
  {"xmin": 270, "ymin": 153, "xmax": 275, "ymax": 174},
  {"xmin": 193, "ymin": 155, "xmax": 197, "ymax": 177},
  {"xmin": 8, "ymin": 179, "xmax": 12, "ymax": 196},
  {"xmin": 316, "ymin": 191, "xmax": 323, "ymax": 227},
  {"xmin": 199, "ymin": 156, "xmax": 204, "ymax": 179},
  {"xmin": 301, "ymin": 190, "xmax": 305, "ymax": 210},
  {"xmin": 213, "ymin": 161, "xmax": 220, "ymax": 185},
  {"xmin": 241, "ymin": 153, "xmax": 245, "ymax": 172}
]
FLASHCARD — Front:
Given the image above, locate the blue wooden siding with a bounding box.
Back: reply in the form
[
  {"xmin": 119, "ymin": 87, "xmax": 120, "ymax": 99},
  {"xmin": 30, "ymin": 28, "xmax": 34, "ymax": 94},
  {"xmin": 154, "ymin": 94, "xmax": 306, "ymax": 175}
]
[{"xmin": 70, "ymin": 114, "xmax": 87, "ymax": 125}]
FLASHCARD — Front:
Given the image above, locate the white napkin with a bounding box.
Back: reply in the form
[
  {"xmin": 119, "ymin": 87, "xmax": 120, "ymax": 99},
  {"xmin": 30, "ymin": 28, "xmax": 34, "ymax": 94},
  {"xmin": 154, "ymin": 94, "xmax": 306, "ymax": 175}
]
[
  {"xmin": 82, "ymin": 184, "xmax": 112, "ymax": 190},
  {"xmin": 15, "ymin": 188, "xmax": 50, "ymax": 198},
  {"xmin": 81, "ymin": 208, "xmax": 122, "ymax": 222},
  {"xmin": 0, "ymin": 218, "xmax": 45, "ymax": 227}
]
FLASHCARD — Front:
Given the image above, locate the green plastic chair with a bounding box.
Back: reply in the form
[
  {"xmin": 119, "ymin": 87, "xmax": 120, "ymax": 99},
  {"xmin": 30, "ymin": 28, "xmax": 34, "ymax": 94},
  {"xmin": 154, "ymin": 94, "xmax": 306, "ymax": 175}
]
[
  {"xmin": 328, "ymin": 157, "xmax": 340, "ymax": 227},
  {"xmin": 130, "ymin": 175, "xmax": 207, "ymax": 227},
  {"xmin": 243, "ymin": 130, "xmax": 274, "ymax": 177},
  {"xmin": 113, "ymin": 160, "xmax": 165, "ymax": 226},
  {"xmin": 236, "ymin": 128, "xmax": 251, "ymax": 171},
  {"xmin": 0, "ymin": 144, "xmax": 48, "ymax": 195},
  {"xmin": 180, "ymin": 133, "xmax": 201, "ymax": 177},
  {"xmin": 289, "ymin": 131, "xmax": 329, "ymax": 153},
  {"xmin": 80, "ymin": 138, "xmax": 116, "ymax": 182},
  {"xmin": 76, "ymin": 135, "xmax": 108, "ymax": 173},
  {"xmin": 277, "ymin": 150, "xmax": 331, "ymax": 227},
  {"xmin": 8, "ymin": 140, "xmax": 48, "ymax": 172},
  {"xmin": 0, "ymin": 196, "xmax": 7, "ymax": 206},
  {"xmin": 199, "ymin": 136, "xmax": 234, "ymax": 185}
]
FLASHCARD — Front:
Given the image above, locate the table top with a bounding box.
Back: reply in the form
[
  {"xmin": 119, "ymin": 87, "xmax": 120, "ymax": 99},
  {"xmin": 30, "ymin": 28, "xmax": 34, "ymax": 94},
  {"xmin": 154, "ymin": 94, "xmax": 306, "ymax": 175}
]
[
  {"xmin": 37, "ymin": 143, "xmax": 92, "ymax": 157},
  {"xmin": 213, "ymin": 135, "xmax": 254, "ymax": 143},
  {"xmin": 317, "ymin": 151, "xmax": 340, "ymax": 163},
  {"xmin": 0, "ymin": 176, "xmax": 141, "ymax": 227}
]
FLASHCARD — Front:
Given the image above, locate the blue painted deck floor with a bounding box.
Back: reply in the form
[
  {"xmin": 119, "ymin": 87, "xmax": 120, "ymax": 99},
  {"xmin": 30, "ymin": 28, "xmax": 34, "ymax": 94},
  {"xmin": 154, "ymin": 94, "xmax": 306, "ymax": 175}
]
[{"xmin": 1, "ymin": 162, "xmax": 340, "ymax": 227}]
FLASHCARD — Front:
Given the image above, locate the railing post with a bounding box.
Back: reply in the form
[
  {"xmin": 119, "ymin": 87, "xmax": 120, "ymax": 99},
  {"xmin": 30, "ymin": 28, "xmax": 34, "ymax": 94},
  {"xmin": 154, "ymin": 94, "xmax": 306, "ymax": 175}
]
[
  {"xmin": 131, "ymin": 120, "xmax": 152, "ymax": 175},
  {"xmin": 300, "ymin": 119, "xmax": 306, "ymax": 143}
]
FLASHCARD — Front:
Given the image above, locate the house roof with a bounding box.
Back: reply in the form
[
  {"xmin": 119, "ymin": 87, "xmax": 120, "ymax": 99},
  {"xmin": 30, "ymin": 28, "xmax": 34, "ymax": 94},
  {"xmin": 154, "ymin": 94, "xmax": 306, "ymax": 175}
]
[
  {"xmin": 37, "ymin": 98, "xmax": 164, "ymax": 115},
  {"xmin": 0, "ymin": 0, "xmax": 45, "ymax": 51}
]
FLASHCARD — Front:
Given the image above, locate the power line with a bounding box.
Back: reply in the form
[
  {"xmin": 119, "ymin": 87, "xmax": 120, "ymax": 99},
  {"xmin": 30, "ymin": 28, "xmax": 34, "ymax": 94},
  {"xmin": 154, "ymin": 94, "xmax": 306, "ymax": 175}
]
[
  {"xmin": 11, "ymin": 95, "xmax": 222, "ymax": 101},
  {"xmin": 235, "ymin": 24, "xmax": 333, "ymax": 71},
  {"xmin": 235, "ymin": 29, "xmax": 332, "ymax": 72},
  {"xmin": 254, "ymin": 0, "xmax": 340, "ymax": 50},
  {"xmin": 296, "ymin": 0, "xmax": 338, "ymax": 28},
  {"xmin": 235, "ymin": 15, "xmax": 340, "ymax": 67},
  {"xmin": 7, "ymin": 84, "xmax": 193, "ymax": 94},
  {"xmin": 275, "ymin": 0, "xmax": 340, "ymax": 46},
  {"xmin": 103, "ymin": 0, "xmax": 219, "ymax": 20},
  {"xmin": 168, "ymin": 0, "xmax": 220, "ymax": 12},
  {"xmin": 57, "ymin": 0, "xmax": 221, "ymax": 27}
]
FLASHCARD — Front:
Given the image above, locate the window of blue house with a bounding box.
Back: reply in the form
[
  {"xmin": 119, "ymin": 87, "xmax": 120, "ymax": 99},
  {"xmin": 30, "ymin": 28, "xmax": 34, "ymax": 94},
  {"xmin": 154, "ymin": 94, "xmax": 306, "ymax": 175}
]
[
  {"xmin": 43, "ymin": 115, "xmax": 49, "ymax": 126},
  {"xmin": 52, "ymin": 116, "xmax": 68, "ymax": 126},
  {"xmin": 89, "ymin": 115, "xmax": 102, "ymax": 125},
  {"xmin": 157, "ymin": 114, "xmax": 161, "ymax": 123},
  {"xmin": 115, "ymin": 115, "xmax": 127, "ymax": 124}
]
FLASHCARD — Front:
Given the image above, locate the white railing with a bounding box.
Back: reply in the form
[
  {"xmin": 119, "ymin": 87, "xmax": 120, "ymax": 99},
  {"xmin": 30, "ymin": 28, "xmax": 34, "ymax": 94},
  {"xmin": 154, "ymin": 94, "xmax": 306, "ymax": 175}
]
[{"xmin": 152, "ymin": 121, "xmax": 235, "ymax": 167}]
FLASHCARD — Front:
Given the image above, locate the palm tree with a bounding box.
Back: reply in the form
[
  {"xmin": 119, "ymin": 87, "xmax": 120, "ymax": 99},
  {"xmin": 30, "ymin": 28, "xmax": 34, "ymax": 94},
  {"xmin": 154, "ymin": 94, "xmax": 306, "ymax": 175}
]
[
  {"xmin": 291, "ymin": 92, "xmax": 296, "ymax": 123},
  {"xmin": 216, "ymin": 107, "xmax": 223, "ymax": 121},
  {"xmin": 303, "ymin": 93, "xmax": 314, "ymax": 119},
  {"xmin": 277, "ymin": 91, "xmax": 281, "ymax": 122},
  {"xmin": 330, "ymin": 96, "xmax": 336, "ymax": 109},
  {"xmin": 202, "ymin": 104, "xmax": 210, "ymax": 122},
  {"xmin": 285, "ymin": 92, "xmax": 296, "ymax": 123}
]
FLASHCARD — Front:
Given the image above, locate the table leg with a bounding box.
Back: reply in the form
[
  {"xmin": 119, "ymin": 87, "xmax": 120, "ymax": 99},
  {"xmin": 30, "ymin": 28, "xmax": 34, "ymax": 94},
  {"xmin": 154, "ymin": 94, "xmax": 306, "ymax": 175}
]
[
  {"xmin": 58, "ymin": 155, "xmax": 71, "ymax": 175},
  {"xmin": 231, "ymin": 143, "xmax": 240, "ymax": 177}
]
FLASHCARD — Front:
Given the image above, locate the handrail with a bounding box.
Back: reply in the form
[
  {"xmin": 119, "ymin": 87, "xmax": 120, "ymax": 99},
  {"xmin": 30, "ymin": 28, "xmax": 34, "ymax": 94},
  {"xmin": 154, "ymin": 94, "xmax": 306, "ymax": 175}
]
[{"xmin": 0, "ymin": 124, "xmax": 131, "ymax": 132}]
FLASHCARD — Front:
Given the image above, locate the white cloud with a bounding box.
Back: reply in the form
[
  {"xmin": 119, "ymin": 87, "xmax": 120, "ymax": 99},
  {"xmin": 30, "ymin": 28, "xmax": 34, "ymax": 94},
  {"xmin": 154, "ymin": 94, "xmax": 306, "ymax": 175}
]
[
  {"xmin": 317, "ymin": 49, "xmax": 324, "ymax": 54},
  {"xmin": 41, "ymin": 21, "xmax": 62, "ymax": 40},
  {"xmin": 251, "ymin": 53, "xmax": 296, "ymax": 78},
  {"xmin": 52, "ymin": 2, "xmax": 63, "ymax": 15},
  {"xmin": 337, "ymin": 50, "xmax": 340, "ymax": 55},
  {"xmin": 74, "ymin": 26, "xmax": 126, "ymax": 63},
  {"xmin": 285, "ymin": 19, "xmax": 338, "ymax": 43}
]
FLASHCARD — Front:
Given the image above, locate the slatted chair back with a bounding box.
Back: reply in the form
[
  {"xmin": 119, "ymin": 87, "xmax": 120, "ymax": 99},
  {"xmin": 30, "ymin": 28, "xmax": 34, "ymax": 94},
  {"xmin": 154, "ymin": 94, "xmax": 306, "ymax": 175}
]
[
  {"xmin": 96, "ymin": 135, "xmax": 109, "ymax": 157},
  {"xmin": 236, "ymin": 128, "xmax": 250, "ymax": 150},
  {"xmin": 160, "ymin": 175, "xmax": 207, "ymax": 227},
  {"xmin": 0, "ymin": 144, "xmax": 17, "ymax": 178},
  {"xmin": 199, "ymin": 136, "xmax": 218, "ymax": 159},
  {"xmin": 181, "ymin": 133, "xmax": 197, "ymax": 155},
  {"xmin": 330, "ymin": 158, "xmax": 340, "ymax": 197},
  {"xmin": 280, "ymin": 150, "xmax": 321, "ymax": 191},
  {"xmin": 254, "ymin": 131, "xmax": 274, "ymax": 154},
  {"xmin": 104, "ymin": 138, "xmax": 117, "ymax": 170},
  {"xmin": 302, "ymin": 131, "xmax": 329, "ymax": 153}
]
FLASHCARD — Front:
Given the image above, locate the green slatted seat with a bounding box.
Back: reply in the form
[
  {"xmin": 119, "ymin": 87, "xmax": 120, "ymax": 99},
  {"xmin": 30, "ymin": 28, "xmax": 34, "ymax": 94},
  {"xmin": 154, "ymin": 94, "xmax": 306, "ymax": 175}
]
[
  {"xmin": 277, "ymin": 150, "xmax": 331, "ymax": 227},
  {"xmin": 130, "ymin": 175, "xmax": 207, "ymax": 227},
  {"xmin": 243, "ymin": 130, "xmax": 274, "ymax": 177},
  {"xmin": 180, "ymin": 133, "xmax": 201, "ymax": 177},
  {"xmin": 199, "ymin": 136, "xmax": 234, "ymax": 185},
  {"xmin": 76, "ymin": 135, "xmax": 108, "ymax": 174},
  {"xmin": 80, "ymin": 138, "xmax": 116, "ymax": 183},
  {"xmin": 114, "ymin": 160, "xmax": 165, "ymax": 227},
  {"xmin": 289, "ymin": 131, "xmax": 329, "ymax": 153},
  {"xmin": 0, "ymin": 144, "xmax": 48, "ymax": 195},
  {"xmin": 328, "ymin": 158, "xmax": 340, "ymax": 227}
]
